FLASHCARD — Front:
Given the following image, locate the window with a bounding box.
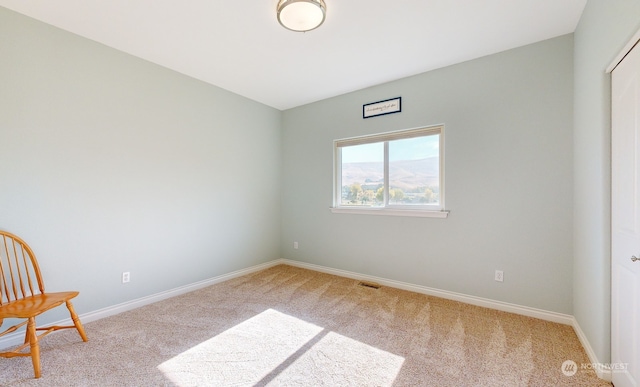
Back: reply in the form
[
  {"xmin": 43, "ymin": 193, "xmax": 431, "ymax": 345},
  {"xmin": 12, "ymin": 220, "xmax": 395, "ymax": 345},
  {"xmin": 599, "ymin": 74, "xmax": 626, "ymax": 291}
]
[{"xmin": 332, "ymin": 125, "xmax": 448, "ymax": 218}]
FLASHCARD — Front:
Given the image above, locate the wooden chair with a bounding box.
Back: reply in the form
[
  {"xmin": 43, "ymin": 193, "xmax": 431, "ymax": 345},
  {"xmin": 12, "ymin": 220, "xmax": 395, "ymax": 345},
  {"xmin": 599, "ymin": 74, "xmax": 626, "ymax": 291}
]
[{"xmin": 0, "ymin": 230, "xmax": 88, "ymax": 378}]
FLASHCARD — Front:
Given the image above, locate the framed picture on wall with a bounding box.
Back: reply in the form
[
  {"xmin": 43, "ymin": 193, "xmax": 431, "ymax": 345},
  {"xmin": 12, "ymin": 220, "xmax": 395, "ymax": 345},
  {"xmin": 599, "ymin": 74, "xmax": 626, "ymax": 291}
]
[{"xmin": 363, "ymin": 97, "xmax": 401, "ymax": 119}]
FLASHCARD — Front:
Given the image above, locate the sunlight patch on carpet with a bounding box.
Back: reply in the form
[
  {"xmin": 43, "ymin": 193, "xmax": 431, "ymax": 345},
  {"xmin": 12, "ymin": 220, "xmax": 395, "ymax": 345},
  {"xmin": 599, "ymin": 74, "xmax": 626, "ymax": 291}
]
[
  {"xmin": 157, "ymin": 308, "xmax": 404, "ymax": 386},
  {"xmin": 270, "ymin": 331, "xmax": 405, "ymax": 385}
]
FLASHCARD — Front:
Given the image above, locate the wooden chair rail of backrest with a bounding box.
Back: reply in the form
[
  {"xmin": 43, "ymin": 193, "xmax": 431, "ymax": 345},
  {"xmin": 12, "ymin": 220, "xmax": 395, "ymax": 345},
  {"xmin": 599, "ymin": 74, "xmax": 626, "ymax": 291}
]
[{"xmin": 0, "ymin": 231, "xmax": 45, "ymax": 305}]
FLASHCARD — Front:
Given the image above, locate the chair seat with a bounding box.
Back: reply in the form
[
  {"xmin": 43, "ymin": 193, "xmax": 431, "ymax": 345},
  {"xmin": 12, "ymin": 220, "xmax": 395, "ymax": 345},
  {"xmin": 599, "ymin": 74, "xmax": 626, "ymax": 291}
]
[{"xmin": 0, "ymin": 292, "xmax": 79, "ymax": 319}]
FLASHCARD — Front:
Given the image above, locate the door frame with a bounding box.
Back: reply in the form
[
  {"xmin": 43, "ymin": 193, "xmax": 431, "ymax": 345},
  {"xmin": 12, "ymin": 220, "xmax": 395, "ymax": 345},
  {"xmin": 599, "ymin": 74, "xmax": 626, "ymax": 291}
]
[{"xmin": 607, "ymin": 29, "xmax": 640, "ymax": 73}]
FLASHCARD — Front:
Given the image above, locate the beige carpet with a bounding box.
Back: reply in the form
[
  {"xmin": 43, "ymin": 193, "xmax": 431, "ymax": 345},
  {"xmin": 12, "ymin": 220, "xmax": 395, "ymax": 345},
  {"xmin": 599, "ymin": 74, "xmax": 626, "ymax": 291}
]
[{"xmin": 0, "ymin": 264, "xmax": 610, "ymax": 386}]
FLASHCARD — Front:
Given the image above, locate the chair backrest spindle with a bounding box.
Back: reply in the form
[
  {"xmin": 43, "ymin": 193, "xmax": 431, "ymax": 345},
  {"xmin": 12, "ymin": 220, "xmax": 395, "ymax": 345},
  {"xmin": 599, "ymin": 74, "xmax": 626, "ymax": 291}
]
[
  {"xmin": 0, "ymin": 236, "xmax": 10, "ymax": 305},
  {"xmin": 20, "ymin": 243, "xmax": 36, "ymax": 299},
  {"xmin": 0, "ymin": 232, "xmax": 44, "ymax": 305}
]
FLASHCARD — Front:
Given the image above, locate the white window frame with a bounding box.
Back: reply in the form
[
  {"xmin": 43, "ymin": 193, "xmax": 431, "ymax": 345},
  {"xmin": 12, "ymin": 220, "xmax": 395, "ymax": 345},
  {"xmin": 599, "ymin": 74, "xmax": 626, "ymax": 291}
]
[{"xmin": 331, "ymin": 125, "xmax": 449, "ymax": 218}]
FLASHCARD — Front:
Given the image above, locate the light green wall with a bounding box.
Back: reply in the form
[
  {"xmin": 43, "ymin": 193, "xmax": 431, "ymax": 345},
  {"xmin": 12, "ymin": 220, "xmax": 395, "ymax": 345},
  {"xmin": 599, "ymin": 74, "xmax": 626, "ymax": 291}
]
[
  {"xmin": 573, "ymin": 0, "xmax": 640, "ymax": 364},
  {"xmin": 0, "ymin": 7, "xmax": 282, "ymax": 324},
  {"xmin": 282, "ymin": 35, "xmax": 575, "ymax": 313}
]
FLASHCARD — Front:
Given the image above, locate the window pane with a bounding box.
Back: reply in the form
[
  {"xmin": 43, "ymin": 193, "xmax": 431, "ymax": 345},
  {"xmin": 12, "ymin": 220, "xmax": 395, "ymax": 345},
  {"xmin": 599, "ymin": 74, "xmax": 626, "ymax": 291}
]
[
  {"xmin": 341, "ymin": 142, "xmax": 384, "ymax": 206},
  {"xmin": 388, "ymin": 135, "xmax": 439, "ymax": 205}
]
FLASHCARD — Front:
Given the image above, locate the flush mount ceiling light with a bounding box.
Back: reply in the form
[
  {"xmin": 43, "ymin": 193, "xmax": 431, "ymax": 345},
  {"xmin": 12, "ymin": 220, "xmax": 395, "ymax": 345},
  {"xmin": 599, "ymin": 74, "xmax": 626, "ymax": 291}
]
[{"xmin": 277, "ymin": 0, "xmax": 326, "ymax": 32}]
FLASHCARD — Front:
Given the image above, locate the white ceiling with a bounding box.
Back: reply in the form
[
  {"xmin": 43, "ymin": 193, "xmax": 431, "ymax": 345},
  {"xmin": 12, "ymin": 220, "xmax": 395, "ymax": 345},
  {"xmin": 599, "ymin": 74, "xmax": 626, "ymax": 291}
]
[{"xmin": 0, "ymin": 0, "xmax": 587, "ymax": 110}]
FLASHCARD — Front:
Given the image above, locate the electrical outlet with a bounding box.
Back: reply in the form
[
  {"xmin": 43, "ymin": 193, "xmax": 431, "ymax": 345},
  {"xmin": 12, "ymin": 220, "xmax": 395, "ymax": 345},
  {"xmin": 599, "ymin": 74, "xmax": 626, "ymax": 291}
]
[
  {"xmin": 293, "ymin": 241, "xmax": 298, "ymax": 249},
  {"xmin": 495, "ymin": 270, "xmax": 504, "ymax": 282},
  {"xmin": 122, "ymin": 271, "xmax": 130, "ymax": 284}
]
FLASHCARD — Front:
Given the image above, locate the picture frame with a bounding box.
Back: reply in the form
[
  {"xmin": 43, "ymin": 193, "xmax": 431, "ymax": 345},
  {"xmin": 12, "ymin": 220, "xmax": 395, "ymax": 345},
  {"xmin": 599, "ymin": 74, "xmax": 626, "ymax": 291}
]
[{"xmin": 363, "ymin": 97, "xmax": 401, "ymax": 119}]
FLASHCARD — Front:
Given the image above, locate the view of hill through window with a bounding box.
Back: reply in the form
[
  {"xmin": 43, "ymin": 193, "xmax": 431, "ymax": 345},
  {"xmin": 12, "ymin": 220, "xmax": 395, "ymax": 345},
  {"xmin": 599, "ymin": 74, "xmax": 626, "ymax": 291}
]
[{"xmin": 340, "ymin": 135, "xmax": 440, "ymax": 206}]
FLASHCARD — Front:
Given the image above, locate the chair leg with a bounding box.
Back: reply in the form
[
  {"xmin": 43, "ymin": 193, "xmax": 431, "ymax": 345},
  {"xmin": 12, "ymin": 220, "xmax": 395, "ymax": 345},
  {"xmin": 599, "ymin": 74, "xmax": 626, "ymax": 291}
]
[
  {"xmin": 26, "ymin": 317, "xmax": 41, "ymax": 379},
  {"xmin": 66, "ymin": 300, "xmax": 88, "ymax": 342}
]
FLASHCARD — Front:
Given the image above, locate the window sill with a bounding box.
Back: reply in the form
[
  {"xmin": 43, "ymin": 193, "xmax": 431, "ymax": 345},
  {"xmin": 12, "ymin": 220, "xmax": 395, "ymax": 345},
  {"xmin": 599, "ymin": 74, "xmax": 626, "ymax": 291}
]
[{"xmin": 330, "ymin": 207, "xmax": 449, "ymax": 218}]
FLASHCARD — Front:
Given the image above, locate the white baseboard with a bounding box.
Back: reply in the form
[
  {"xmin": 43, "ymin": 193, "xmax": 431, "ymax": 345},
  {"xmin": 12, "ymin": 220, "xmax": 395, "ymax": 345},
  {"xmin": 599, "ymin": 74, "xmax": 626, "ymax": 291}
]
[
  {"xmin": 1, "ymin": 258, "xmax": 607, "ymax": 382},
  {"xmin": 0, "ymin": 259, "xmax": 284, "ymax": 350},
  {"xmin": 281, "ymin": 259, "xmax": 574, "ymax": 325},
  {"xmin": 571, "ymin": 317, "xmax": 612, "ymax": 382}
]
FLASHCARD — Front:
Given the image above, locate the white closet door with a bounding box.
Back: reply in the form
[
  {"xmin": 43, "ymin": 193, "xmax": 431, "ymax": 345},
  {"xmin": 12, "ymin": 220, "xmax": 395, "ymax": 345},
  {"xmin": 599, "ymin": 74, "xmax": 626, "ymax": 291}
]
[{"xmin": 611, "ymin": 40, "xmax": 640, "ymax": 387}]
